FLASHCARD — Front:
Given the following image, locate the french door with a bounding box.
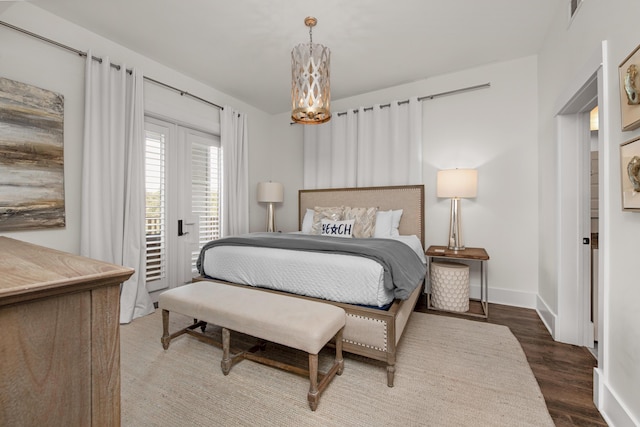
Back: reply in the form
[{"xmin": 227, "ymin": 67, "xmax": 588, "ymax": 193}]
[{"xmin": 144, "ymin": 116, "xmax": 221, "ymax": 293}]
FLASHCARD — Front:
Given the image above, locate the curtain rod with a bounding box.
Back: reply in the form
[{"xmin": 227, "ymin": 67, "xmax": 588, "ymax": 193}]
[
  {"xmin": 0, "ymin": 20, "xmax": 223, "ymax": 110},
  {"xmin": 334, "ymin": 82, "xmax": 491, "ymax": 117}
]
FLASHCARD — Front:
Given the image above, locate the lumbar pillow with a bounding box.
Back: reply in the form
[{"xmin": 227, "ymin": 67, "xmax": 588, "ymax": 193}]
[
  {"xmin": 343, "ymin": 206, "xmax": 377, "ymax": 238},
  {"xmin": 320, "ymin": 219, "xmax": 355, "ymax": 238},
  {"xmin": 311, "ymin": 206, "xmax": 344, "ymax": 234}
]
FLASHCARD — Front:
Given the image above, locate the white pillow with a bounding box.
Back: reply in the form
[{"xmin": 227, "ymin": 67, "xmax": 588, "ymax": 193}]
[
  {"xmin": 374, "ymin": 209, "xmax": 403, "ymax": 237},
  {"xmin": 301, "ymin": 208, "xmax": 314, "ymax": 233},
  {"xmin": 321, "ymin": 219, "xmax": 355, "ymax": 238},
  {"xmin": 374, "ymin": 210, "xmax": 393, "ymax": 238},
  {"xmin": 390, "ymin": 209, "xmax": 403, "ymax": 237}
]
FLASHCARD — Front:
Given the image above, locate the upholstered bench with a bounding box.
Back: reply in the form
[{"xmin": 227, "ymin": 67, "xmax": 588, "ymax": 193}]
[{"xmin": 158, "ymin": 281, "xmax": 346, "ymax": 411}]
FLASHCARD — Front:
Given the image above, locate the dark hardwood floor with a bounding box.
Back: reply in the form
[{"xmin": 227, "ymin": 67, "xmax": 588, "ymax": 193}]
[{"xmin": 414, "ymin": 297, "xmax": 608, "ymax": 426}]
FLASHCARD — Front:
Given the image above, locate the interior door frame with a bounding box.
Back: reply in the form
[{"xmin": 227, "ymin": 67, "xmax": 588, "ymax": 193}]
[{"xmin": 553, "ymin": 46, "xmax": 604, "ymax": 349}]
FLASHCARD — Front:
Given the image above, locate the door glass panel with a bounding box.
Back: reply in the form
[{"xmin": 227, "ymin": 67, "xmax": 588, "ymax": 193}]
[
  {"xmin": 190, "ymin": 134, "xmax": 221, "ymax": 274},
  {"xmin": 145, "ymin": 125, "xmax": 168, "ymax": 292}
]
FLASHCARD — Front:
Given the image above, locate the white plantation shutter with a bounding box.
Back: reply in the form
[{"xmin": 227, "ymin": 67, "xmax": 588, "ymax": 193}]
[
  {"xmin": 190, "ymin": 140, "xmax": 221, "ymax": 272},
  {"xmin": 145, "ymin": 128, "xmax": 166, "ymax": 286}
]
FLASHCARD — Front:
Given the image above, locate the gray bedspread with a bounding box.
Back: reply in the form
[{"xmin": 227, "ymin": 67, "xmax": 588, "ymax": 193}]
[{"xmin": 196, "ymin": 232, "xmax": 426, "ymax": 300}]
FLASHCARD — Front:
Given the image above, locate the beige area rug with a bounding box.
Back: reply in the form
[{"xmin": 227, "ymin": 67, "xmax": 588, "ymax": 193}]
[{"xmin": 121, "ymin": 310, "xmax": 554, "ymax": 427}]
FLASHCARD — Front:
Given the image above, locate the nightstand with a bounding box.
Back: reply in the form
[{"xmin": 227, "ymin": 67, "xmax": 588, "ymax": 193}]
[{"xmin": 425, "ymin": 245, "xmax": 490, "ymax": 319}]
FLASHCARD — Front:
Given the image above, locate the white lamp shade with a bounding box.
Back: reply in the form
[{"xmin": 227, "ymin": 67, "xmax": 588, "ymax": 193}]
[
  {"xmin": 257, "ymin": 182, "xmax": 284, "ymax": 203},
  {"xmin": 437, "ymin": 169, "xmax": 478, "ymax": 198}
]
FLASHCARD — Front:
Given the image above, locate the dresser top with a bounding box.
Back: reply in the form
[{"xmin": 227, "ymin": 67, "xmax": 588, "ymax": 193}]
[{"xmin": 0, "ymin": 237, "xmax": 134, "ymax": 305}]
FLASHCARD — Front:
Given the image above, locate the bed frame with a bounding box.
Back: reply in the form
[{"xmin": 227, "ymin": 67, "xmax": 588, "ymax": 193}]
[
  {"xmin": 198, "ymin": 184, "xmax": 425, "ymax": 387},
  {"xmin": 297, "ymin": 184, "xmax": 425, "ymax": 387}
]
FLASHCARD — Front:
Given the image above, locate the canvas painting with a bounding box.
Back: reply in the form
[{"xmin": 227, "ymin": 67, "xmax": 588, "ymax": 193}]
[{"xmin": 0, "ymin": 77, "xmax": 65, "ymax": 230}]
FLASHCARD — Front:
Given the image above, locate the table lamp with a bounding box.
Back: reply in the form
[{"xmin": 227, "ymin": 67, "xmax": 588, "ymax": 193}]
[
  {"xmin": 257, "ymin": 182, "xmax": 284, "ymax": 232},
  {"xmin": 437, "ymin": 169, "xmax": 477, "ymax": 250}
]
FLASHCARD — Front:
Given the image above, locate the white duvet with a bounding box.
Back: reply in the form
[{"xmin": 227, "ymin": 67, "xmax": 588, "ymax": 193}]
[{"xmin": 200, "ymin": 235, "xmax": 426, "ymax": 308}]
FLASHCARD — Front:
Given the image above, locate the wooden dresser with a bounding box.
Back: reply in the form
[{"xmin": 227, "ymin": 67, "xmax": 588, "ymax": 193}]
[{"xmin": 0, "ymin": 237, "xmax": 134, "ymax": 427}]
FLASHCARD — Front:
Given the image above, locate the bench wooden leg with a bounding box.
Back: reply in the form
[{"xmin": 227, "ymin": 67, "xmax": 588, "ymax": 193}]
[
  {"xmin": 161, "ymin": 310, "xmax": 208, "ymax": 350},
  {"xmin": 335, "ymin": 327, "xmax": 344, "ymax": 376},
  {"xmin": 161, "ymin": 309, "xmax": 171, "ymax": 349},
  {"xmin": 307, "ymin": 353, "xmax": 319, "ymax": 411},
  {"xmin": 387, "ymin": 365, "xmax": 395, "ymax": 387},
  {"xmin": 221, "ymin": 327, "xmax": 232, "ymax": 375},
  {"xmin": 193, "ymin": 318, "xmax": 207, "ymax": 332},
  {"xmin": 307, "ymin": 327, "xmax": 345, "ymax": 411}
]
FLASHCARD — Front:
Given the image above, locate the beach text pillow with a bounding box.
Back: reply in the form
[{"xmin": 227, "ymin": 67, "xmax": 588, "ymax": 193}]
[{"xmin": 320, "ymin": 219, "xmax": 355, "ymax": 238}]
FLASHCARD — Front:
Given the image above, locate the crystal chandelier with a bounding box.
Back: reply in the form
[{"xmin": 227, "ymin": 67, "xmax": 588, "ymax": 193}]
[{"xmin": 291, "ymin": 16, "xmax": 331, "ymax": 124}]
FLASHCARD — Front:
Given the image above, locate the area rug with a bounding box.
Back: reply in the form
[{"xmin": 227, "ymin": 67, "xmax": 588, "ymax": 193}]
[{"xmin": 120, "ymin": 310, "xmax": 554, "ymax": 426}]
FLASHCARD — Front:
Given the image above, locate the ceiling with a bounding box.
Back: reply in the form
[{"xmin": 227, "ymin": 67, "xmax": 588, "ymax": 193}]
[{"xmin": 28, "ymin": 0, "xmax": 560, "ymax": 115}]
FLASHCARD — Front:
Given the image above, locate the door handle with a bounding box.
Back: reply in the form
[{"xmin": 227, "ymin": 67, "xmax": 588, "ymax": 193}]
[{"xmin": 178, "ymin": 220, "xmax": 189, "ymax": 236}]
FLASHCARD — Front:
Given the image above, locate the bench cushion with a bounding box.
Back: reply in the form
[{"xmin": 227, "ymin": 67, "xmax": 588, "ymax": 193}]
[{"xmin": 159, "ymin": 281, "xmax": 346, "ymax": 354}]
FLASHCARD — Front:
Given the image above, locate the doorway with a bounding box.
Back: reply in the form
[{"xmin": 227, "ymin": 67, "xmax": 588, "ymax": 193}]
[
  {"xmin": 555, "ymin": 64, "xmax": 603, "ymax": 349},
  {"xmin": 144, "ymin": 116, "xmax": 222, "ymax": 295},
  {"xmin": 588, "ymin": 108, "xmax": 599, "ymax": 357}
]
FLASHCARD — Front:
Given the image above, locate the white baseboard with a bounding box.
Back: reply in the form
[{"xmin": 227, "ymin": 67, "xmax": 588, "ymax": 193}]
[
  {"xmin": 594, "ymin": 367, "xmax": 639, "ymax": 427},
  {"xmin": 469, "ymin": 284, "xmax": 537, "ymax": 309},
  {"xmin": 535, "ymin": 294, "xmax": 556, "ymax": 338}
]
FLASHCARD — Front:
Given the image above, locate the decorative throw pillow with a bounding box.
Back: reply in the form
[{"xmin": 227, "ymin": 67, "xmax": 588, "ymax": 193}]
[
  {"xmin": 320, "ymin": 219, "xmax": 355, "ymax": 238},
  {"xmin": 311, "ymin": 206, "xmax": 344, "ymax": 234},
  {"xmin": 301, "ymin": 208, "xmax": 314, "ymax": 233},
  {"xmin": 343, "ymin": 206, "xmax": 378, "ymax": 238}
]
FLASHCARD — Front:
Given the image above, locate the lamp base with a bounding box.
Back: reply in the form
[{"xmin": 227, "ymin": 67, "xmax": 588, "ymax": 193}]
[
  {"xmin": 266, "ymin": 202, "xmax": 276, "ymax": 232},
  {"xmin": 447, "ymin": 197, "xmax": 465, "ymax": 251}
]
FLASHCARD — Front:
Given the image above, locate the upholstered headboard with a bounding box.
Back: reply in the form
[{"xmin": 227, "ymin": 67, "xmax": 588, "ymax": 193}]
[{"xmin": 298, "ymin": 185, "xmax": 425, "ymax": 248}]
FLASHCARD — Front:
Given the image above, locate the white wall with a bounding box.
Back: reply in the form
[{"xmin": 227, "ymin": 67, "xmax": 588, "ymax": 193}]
[
  {"xmin": 0, "ymin": 2, "xmax": 273, "ymax": 253},
  {"xmin": 421, "ymin": 57, "xmax": 539, "ymax": 309},
  {"xmin": 0, "ymin": 5, "xmax": 84, "ymax": 254},
  {"xmin": 538, "ymin": 0, "xmax": 640, "ymax": 424},
  {"xmin": 259, "ymin": 113, "xmax": 304, "ymax": 232}
]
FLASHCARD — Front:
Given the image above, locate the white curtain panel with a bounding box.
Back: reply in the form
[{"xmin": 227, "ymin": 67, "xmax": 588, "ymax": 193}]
[
  {"xmin": 80, "ymin": 51, "xmax": 154, "ymax": 324},
  {"xmin": 220, "ymin": 106, "xmax": 249, "ymax": 236},
  {"xmin": 303, "ymin": 97, "xmax": 422, "ymax": 189},
  {"xmin": 303, "ymin": 109, "xmax": 358, "ymax": 189}
]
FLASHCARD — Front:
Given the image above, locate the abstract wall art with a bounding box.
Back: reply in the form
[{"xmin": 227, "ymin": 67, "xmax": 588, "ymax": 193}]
[{"xmin": 0, "ymin": 77, "xmax": 65, "ymax": 231}]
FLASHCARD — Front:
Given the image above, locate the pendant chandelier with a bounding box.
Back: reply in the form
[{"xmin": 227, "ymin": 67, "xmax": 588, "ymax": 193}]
[{"xmin": 291, "ymin": 16, "xmax": 331, "ymax": 124}]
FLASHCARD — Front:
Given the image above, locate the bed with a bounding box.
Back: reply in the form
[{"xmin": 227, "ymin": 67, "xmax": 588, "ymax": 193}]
[{"xmin": 196, "ymin": 184, "xmax": 425, "ymax": 387}]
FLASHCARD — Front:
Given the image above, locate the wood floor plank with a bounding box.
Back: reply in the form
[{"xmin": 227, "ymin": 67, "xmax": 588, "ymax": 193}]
[{"xmin": 415, "ymin": 297, "xmax": 608, "ymax": 426}]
